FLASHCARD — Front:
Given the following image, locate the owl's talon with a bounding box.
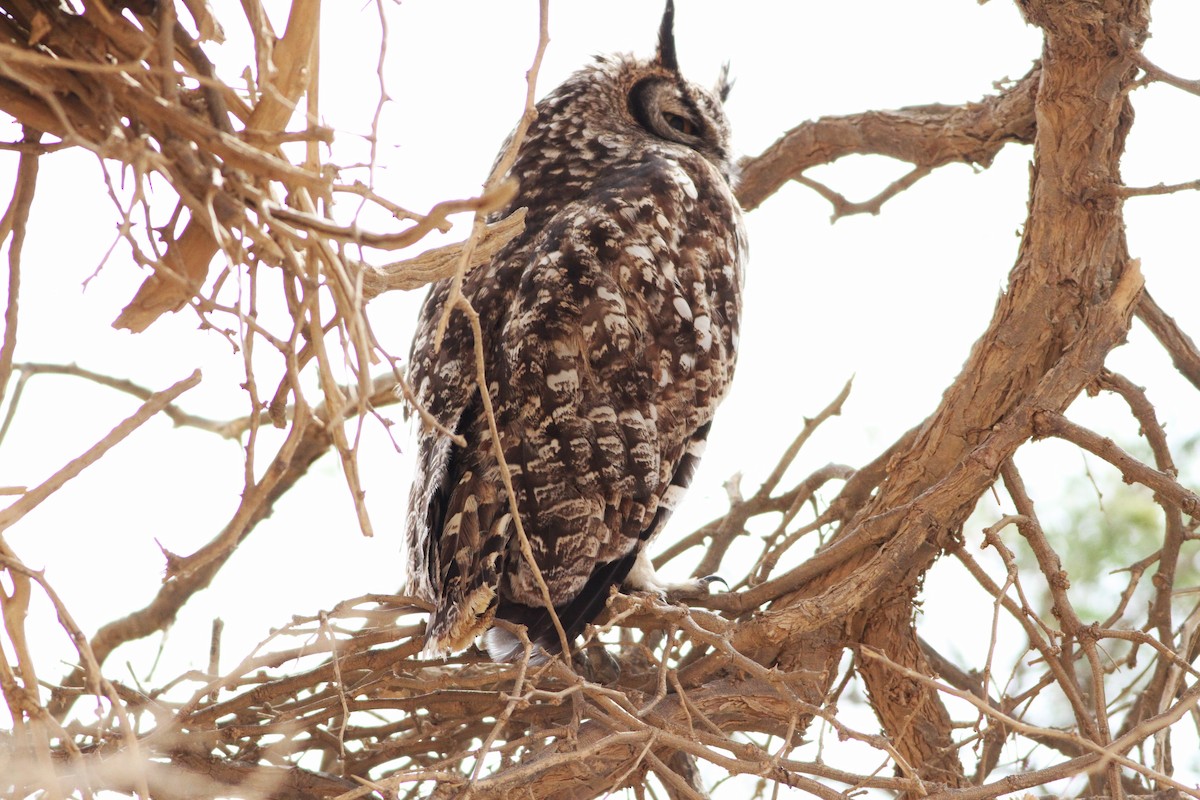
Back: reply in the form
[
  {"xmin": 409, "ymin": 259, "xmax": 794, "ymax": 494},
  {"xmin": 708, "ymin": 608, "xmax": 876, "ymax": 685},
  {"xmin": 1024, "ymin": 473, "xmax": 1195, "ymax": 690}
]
[{"xmin": 667, "ymin": 574, "xmax": 723, "ymax": 596}]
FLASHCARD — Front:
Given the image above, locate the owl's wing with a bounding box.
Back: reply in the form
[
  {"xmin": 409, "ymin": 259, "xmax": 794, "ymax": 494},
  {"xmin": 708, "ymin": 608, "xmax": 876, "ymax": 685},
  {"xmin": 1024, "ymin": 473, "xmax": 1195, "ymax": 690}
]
[
  {"xmin": 403, "ymin": 222, "xmax": 559, "ymax": 656},
  {"xmin": 402, "ymin": 274, "xmax": 506, "ymax": 655}
]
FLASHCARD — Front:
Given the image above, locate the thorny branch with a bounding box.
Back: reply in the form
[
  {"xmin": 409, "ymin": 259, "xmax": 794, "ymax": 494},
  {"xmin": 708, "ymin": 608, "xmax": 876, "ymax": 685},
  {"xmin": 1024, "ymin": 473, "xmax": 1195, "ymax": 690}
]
[{"xmin": 1, "ymin": 1, "xmax": 1200, "ymax": 799}]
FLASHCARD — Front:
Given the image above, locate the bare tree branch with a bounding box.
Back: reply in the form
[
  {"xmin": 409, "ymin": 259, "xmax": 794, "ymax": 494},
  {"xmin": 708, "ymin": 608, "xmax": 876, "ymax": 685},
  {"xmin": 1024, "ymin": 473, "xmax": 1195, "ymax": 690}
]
[{"xmin": 736, "ymin": 65, "xmax": 1039, "ymax": 212}]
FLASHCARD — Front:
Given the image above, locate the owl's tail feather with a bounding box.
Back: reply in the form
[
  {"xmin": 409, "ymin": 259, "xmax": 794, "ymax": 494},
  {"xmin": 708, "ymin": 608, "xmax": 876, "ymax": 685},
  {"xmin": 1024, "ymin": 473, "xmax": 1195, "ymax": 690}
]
[
  {"xmin": 421, "ymin": 584, "xmax": 496, "ymax": 659},
  {"xmin": 420, "ymin": 500, "xmax": 506, "ymax": 659},
  {"xmin": 486, "ymin": 549, "xmax": 640, "ymax": 662},
  {"xmin": 484, "ymin": 627, "xmax": 549, "ymax": 664}
]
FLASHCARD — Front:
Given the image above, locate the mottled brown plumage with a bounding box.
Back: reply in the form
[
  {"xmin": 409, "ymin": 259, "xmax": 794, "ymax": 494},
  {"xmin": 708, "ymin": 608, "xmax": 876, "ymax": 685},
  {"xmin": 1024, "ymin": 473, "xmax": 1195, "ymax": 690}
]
[{"xmin": 403, "ymin": 2, "xmax": 746, "ymax": 661}]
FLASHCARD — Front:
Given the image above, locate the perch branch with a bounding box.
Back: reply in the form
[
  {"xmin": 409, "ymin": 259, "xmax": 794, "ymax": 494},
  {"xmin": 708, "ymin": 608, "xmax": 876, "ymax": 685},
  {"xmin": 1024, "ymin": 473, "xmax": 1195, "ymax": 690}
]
[{"xmin": 736, "ymin": 65, "xmax": 1039, "ymax": 211}]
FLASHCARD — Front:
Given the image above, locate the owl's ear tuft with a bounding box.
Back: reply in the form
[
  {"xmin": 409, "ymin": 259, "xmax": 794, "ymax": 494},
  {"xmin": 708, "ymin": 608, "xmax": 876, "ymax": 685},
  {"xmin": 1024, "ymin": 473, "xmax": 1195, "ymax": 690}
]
[
  {"xmin": 655, "ymin": 0, "xmax": 678, "ymax": 72},
  {"xmin": 715, "ymin": 63, "xmax": 734, "ymax": 103}
]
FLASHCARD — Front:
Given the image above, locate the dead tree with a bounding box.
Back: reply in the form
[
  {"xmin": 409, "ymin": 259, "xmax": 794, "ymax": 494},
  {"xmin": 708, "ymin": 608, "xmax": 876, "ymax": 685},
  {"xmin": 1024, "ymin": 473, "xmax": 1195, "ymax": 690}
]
[{"xmin": 1, "ymin": 1, "xmax": 1198, "ymax": 798}]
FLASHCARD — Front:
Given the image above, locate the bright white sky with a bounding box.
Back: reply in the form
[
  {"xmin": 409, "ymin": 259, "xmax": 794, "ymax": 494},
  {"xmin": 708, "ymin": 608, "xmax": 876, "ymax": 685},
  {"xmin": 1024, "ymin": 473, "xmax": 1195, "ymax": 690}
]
[{"xmin": 2, "ymin": 0, "xmax": 1199, "ymax": 790}]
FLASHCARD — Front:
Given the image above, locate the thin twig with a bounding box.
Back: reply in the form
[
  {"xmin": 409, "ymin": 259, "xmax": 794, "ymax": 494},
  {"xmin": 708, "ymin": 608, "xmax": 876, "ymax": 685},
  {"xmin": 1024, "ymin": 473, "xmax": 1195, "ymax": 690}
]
[{"xmin": 0, "ymin": 370, "xmax": 202, "ymax": 532}]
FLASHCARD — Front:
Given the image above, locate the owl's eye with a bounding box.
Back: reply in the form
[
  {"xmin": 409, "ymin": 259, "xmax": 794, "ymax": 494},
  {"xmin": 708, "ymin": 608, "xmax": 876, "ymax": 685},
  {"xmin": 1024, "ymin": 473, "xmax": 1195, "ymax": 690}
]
[
  {"xmin": 629, "ymin": 77, "xmax": 706, "ymax": 147},
  {"xmin": 665, "ymin": 113, "xmax": 698, "ymax": 137}
]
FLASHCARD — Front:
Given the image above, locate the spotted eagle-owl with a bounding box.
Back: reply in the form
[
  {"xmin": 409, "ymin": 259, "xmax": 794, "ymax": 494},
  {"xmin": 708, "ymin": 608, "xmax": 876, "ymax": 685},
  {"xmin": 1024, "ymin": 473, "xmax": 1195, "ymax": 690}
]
[{"xmin": 403, "ymin": 1, "xmax": 746, "ymax": 662}]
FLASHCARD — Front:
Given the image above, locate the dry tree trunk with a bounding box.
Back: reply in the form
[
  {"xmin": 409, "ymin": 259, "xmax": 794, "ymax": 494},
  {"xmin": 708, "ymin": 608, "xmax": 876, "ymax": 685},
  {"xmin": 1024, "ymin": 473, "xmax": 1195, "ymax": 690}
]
[{"xmin": 792, "ymin": 0, "xmax": 1147, "ymax": 789}]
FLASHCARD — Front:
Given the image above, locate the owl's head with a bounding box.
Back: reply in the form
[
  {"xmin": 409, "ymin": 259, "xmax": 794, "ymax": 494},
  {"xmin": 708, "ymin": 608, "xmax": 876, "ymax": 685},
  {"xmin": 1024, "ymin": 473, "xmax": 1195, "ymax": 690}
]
[
  {"xmin": 516, "ymin": 1, "xmax": 737, "ymax": 189},
  {"xmin": 622, "ymin": 0, "xmax": 734, "ymax": 175}
]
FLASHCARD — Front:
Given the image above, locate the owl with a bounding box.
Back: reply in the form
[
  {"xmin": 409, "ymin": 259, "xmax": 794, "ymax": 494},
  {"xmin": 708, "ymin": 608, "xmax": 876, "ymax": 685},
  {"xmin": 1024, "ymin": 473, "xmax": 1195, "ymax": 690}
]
[{"xmin": 403, "ymin": 1, "xmax": 746, "ymax": 662}]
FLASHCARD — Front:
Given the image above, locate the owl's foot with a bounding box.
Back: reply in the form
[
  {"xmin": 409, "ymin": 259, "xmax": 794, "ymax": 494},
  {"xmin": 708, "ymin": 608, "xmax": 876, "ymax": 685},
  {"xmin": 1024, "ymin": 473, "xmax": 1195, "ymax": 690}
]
[
  {"xmin": 665, "ymin": 573, "xmax": 727, "ymax": 597},
  {"xmin": 624, "ymin": 549, "xmax": 726, "ymax": 599}
]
